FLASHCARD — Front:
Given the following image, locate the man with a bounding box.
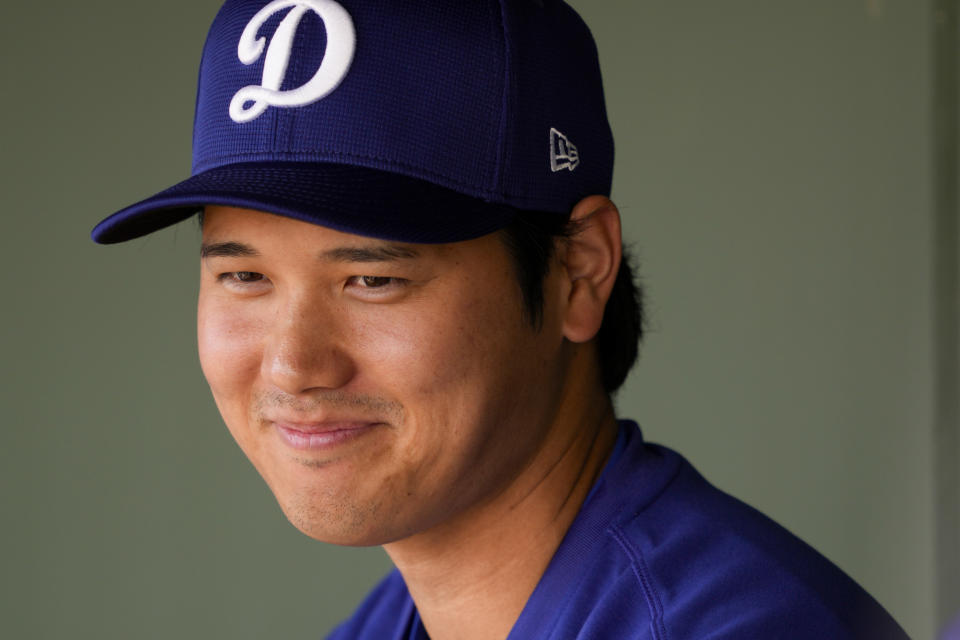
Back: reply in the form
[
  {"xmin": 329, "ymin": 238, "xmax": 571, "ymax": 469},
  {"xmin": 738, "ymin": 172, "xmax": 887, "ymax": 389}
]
[{"xmin": 93, "ymin": 1, "xmax": 908, "ymax": 638}]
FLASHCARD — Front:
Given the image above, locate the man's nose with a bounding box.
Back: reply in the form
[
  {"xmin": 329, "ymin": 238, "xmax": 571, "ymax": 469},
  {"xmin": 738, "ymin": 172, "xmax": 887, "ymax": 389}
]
[{"xmin": 260, "ymin": 294, "xmax": 355, "ymax": 395}]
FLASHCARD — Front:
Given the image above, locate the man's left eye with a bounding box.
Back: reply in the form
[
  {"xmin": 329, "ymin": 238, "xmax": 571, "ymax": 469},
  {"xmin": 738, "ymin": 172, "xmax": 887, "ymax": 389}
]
[{"xmin": 351, "ymin": 276, "xmax": 397, "ymax": 289}]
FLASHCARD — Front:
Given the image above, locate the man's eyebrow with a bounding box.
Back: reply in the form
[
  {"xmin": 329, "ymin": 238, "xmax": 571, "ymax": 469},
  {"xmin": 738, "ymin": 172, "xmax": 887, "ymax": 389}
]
[
  {"xmin": 319, "ymin": 244, "xmax": 420, "ymax": 263},
  {"xmin": 199, "ymin": 241, "xmax": 420, "ymax": 262},
  {"xmin": 200, "ymin": 241, "xmax": 260, "ymax": 259}
]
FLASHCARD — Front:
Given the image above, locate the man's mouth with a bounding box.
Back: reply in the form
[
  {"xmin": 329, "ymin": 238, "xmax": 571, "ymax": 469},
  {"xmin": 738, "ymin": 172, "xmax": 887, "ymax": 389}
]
[{"xmin": 271, "ymin": 420, "xmax": 384, "ymax": 451}]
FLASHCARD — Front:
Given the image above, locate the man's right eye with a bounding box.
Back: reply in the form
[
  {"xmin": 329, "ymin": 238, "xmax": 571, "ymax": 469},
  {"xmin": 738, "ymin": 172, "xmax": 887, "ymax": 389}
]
[{"xmin": 217, "ymin": 271, "xmax": 267, "ymax": 286}]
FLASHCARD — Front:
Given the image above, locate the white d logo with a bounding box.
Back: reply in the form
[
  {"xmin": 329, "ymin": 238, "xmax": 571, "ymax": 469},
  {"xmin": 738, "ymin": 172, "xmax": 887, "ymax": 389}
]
[{"xmin": 229, "ymin": 0, "xmax": 356, "ymax": 123}]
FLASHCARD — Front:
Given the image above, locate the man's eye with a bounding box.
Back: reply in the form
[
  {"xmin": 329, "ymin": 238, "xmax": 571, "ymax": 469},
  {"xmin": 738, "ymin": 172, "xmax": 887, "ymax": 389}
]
[
  {"xmin": 355, "ymin": 276, "xmax": 394, "ymax": 288},
  {"xmin": 345, "ymin": 275, "xmax": 409, "ymax": 293},
  {"xmin": 218, "ymin": 271, "xmax": 266, "ymax": 284}
]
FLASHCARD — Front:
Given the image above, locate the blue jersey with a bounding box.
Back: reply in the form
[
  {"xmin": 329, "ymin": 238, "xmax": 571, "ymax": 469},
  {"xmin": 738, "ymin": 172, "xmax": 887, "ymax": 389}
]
[{"xmin": 328, "ymin": 422, "xmax": 907, "ymax": 639}]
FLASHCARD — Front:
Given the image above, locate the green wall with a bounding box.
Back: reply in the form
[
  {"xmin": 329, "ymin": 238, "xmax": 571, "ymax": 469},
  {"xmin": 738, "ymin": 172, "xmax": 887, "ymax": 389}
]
[{"xmin": 1, "ymin": 2, "xmax": 954, "ymax": 638}]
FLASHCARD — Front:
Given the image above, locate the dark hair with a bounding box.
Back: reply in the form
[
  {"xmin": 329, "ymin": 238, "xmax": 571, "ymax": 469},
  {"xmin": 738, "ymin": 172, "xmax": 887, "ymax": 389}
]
[{"xmin": 499, "ymin": 211, "xmax": 643, "ymax": 393}]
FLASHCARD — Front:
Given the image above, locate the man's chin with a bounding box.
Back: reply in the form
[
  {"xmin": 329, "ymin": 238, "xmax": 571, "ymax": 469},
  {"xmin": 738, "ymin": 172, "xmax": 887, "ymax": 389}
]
[{"xmin": 278, "ymin": 495, "xmax": 399, "ymax": 547}]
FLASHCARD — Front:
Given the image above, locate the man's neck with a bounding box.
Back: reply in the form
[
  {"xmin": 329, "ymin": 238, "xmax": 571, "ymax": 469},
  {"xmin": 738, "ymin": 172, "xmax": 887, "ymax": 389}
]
[{"xmin": 382, "ymin": 371, "xmax": 619, "ymax": 640}]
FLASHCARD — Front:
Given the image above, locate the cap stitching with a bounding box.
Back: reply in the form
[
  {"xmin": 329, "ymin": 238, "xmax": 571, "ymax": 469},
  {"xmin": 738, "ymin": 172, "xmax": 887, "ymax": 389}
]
[
  {"xmin": 492, "ymin": 0, "xmax": 510, "ymax": 197},
  {"xmin": 195, "ymin": 149, "xmax": 505, "ymax": 197}
]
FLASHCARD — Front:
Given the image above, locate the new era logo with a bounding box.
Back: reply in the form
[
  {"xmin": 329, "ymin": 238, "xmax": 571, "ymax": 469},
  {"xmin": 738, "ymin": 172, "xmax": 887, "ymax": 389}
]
[{"xmin": 550, "ymin": 128, "xmax": 580, "ymax": 172}]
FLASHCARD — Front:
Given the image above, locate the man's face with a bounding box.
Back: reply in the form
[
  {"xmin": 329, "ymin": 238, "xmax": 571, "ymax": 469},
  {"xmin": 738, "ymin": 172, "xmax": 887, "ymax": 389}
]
[{"xmin": 198, "ymin": 206, "xmax": 571, "ymax": 546}]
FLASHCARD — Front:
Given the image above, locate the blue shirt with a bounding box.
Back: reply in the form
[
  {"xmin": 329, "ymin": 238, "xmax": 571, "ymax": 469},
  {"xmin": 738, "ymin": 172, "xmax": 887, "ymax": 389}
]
[{"xmin": 328, "ymin": 422, "xmax": 907, "ymax": 639}]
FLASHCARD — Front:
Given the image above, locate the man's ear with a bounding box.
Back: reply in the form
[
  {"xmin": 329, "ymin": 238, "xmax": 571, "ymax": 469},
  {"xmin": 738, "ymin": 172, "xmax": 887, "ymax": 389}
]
[{"xmin": 560, "ymin": 195, "xmax": 622, "ymax": 344}]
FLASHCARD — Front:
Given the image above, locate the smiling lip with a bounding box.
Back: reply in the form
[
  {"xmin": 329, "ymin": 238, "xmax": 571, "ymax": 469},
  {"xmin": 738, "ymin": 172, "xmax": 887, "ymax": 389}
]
[{"xmin": 272, "ymin": 421, "xmax": 381, "ymax": 451}]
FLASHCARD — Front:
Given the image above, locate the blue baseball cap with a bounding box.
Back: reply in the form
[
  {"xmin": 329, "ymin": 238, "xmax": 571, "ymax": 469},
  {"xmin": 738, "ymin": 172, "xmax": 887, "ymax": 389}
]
[{"xmin": 92, "ymin": 0, "xmax": 614, "ymax": 244}]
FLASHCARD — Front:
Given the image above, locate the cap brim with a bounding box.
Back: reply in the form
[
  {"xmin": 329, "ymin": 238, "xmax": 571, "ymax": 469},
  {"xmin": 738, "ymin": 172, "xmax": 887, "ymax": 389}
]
[{"xmin": 91, "ymin": 162, "xmax": 519, "ymax": 245}]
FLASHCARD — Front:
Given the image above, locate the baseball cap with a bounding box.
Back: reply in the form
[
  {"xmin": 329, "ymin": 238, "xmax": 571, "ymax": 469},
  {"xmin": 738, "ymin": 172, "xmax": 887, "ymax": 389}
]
[{"xmin": 91, "ymin": 0, "xmax": 614, "ymax": 245}]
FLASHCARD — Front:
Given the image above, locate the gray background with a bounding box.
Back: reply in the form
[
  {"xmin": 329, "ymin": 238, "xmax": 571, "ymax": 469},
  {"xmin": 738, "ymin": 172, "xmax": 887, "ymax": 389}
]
[{"xmin": 1, "ymin": 1, "xmax": 956, "ymax": 638}]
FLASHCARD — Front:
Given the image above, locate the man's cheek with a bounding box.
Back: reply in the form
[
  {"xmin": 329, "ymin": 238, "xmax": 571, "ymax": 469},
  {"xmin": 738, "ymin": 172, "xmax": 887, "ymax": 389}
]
[
  {"xmin": 197, "ymin": 305, "xmax": 265, "ymax": 393},
  {"xmin": 350, "ymin": 307, "xmax": 453, "ymax": 384}
]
